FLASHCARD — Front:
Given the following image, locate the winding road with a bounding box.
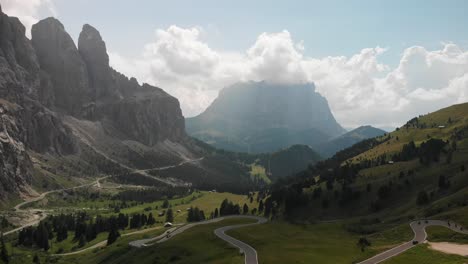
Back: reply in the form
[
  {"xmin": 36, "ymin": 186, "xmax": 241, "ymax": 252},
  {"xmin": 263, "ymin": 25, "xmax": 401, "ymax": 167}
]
[
  {"xmin": 214, "ymin": 216, "xmax": 268, "ymax": 264},
  {"xmin": 4, "ymin": 176, "xmax": 108, "ymax": 236},
  {"xmin": 129, "ymin": 215, "xmax": 267, "ymax": 264},
  {"xmin": 358, "ymin": 219, "xmax": 468, "ymax": 264},
  {"xmin": 3, "ymin": 155, "xmax": 204, "ymax": 237}
]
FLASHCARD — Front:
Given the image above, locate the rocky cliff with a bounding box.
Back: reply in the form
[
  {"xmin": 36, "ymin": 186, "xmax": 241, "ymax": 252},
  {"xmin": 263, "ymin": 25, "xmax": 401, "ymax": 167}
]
[{"xmin": 0, "ymin": 5, "xmax": 190, "ymax": 200}]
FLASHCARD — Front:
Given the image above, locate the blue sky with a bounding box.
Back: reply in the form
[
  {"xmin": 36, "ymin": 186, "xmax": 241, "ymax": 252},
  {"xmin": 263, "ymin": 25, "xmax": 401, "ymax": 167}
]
[
  {"xmin": 45, "ymin": 0, "xmax": 468, "ymax": 66},
  {"xmin": 3, "ymin": 0, "xmax": 468, "ymax": 127}
]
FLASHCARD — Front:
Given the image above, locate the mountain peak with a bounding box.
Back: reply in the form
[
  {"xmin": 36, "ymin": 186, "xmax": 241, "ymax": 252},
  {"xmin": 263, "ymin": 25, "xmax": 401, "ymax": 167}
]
[
  {"xmin": 187, "ymin": 81, "xmax": 345, "ymax": 153},
  {"xmin": 78, "ymin": 23, "xmax": 108, "ymax": 64},
  {"xmin": 78, "ymin": 23, "xmax": 111, "ymax": 98}
]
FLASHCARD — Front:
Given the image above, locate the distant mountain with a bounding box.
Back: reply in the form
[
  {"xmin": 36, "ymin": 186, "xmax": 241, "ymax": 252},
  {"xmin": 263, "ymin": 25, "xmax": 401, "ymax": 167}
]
[
  {"xmin": 315, "ymin": 125, "xmax": 386, "ymax": 158},
  {"xmin": 186, "ymin": 81, "xmax": 346, "ymax": 153}
]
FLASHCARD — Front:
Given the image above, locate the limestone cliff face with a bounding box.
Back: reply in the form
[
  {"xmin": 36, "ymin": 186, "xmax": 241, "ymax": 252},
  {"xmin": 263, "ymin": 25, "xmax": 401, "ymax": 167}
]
[
  {"xmin": 0, "ymin": 5, "xmax": 39, "ymax": 102},
  {"xmin": 0, "ymin": 100, "xmax": 33, "ymax": 199},
  {"xmin": 0, "ymin": 4, "xmax": 188, "ymax": 199},
  {"xmin": 0, "ymin": 8, "xmax": 77, "ymax": 199},
  {"xmin": 99, "ymin": 83, "xmax": 186, "ymax": 145},
  {"xmin": 31, "ymin": 17, "xmax": 91, "ymax": 116},
  {"xmin": 78, "ymin": 24, "xmax": 115, "ymax": 100},
  {"xmin": 78, "ymin": 24, "xmax": 186, "ymax": 145}
]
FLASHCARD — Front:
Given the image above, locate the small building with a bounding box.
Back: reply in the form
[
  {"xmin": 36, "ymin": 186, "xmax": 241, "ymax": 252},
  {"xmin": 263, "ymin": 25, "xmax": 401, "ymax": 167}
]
[
  {"xmin": 176, "ymin": 209, "xmax": 181, "ymax": 213},
  {"xmin": 388, "ymin": 161, "xmax": 394, "ymax": 164},
  {"xmin": 158, "ymin": 211, "xmax": 165, "ymax": 217},
  {"xmin": 164, "ymin": 222, "xmax": 173, "ymax": 227},
  {"xmin": 438, "ymin": 125, "xmax": 445, "ymax": 128}
]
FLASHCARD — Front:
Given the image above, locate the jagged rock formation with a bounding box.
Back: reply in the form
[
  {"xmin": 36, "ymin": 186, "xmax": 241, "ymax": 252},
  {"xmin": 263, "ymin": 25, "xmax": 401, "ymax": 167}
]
[
  {"xmin": 186, "ymin": 81, "xmax": 346, "ymax": 153},
  {"xmin": 32, "ymin": 17, "xmax": 91, "ymax": 116},
  {"xmin": 0, "ymin": 99, "xmax": 34, "ymax": 198},
  {"xmin": 0, "ymin": 5, "xmax": 209, "ymax": 200}
]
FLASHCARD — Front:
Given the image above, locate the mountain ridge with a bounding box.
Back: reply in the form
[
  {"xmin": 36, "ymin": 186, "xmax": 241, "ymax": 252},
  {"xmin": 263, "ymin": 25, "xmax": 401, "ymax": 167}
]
[{"xmin": 314, "ymin": 125, "xmax": 386, "ymax": 158}]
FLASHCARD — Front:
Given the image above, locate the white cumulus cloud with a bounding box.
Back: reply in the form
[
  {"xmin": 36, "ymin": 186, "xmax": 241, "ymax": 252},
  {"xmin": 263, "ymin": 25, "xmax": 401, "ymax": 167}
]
[{"xmin": 104, "ymin": 25, "xmax": 468, "ymax": 128}]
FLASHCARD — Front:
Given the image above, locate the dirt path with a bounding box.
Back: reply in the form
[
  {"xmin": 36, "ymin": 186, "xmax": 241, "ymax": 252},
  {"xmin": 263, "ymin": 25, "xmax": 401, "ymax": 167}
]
[{"xmin": 428, "ymin": 242, "xmax": 468, "ymax": 257}]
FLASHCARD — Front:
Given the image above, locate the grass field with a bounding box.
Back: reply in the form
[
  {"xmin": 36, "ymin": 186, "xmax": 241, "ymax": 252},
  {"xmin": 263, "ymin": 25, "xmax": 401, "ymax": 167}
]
[
  {"xmin": 227, "ymin": 221, "xmax": 409, "ymax": 264},
  {"xmin": 249, "ymin": 163, "xmax": 271, "ymax": 184},
  {"xmin": 427, "ymin": 225, "xmax": 468, "ymax": 244}
]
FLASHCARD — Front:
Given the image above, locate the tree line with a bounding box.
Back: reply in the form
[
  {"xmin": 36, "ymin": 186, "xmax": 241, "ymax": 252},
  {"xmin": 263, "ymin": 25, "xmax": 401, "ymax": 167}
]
[{"xmin": 17, "ymin": 211, "xmax": 159, "ymax": 251}]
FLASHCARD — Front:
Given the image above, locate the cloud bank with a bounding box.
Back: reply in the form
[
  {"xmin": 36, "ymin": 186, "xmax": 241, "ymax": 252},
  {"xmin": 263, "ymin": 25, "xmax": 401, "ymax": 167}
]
[{"xmin": 109, "ymin": 25, "xmax": 468, "ymax": 128}]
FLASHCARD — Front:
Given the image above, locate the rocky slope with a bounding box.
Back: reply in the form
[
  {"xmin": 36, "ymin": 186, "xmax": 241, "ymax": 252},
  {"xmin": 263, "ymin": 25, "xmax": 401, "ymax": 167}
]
[
  {"xmin": 186, "ymin": 81, "xmax": 346, "ymax": 153},
  {"xmin": 0, "ymin": 5, "xmax": 252, "ymax": 201}
]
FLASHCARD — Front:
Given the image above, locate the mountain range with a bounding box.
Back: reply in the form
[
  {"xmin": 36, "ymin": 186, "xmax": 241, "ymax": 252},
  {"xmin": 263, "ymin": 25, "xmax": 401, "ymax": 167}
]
[{"xmin": 0, "ymin": 7, "xmax": 257, "ymax": 201}]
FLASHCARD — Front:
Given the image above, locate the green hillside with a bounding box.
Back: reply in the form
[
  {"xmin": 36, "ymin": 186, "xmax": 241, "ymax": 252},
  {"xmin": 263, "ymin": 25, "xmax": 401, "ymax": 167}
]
[{"xmin": 266, "ymin": 102, "xmax": 468, "ymax": 224}]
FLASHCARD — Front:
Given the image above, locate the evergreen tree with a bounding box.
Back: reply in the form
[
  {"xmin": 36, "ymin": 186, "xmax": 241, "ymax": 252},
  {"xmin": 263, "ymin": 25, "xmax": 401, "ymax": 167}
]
[
  {"xmin": 33, "ymin": 254, "xmax": 40, "ymax": 264},
  {"xmin": 78, "ymin": 234, "xmax": 87, "ymax": 247},
  {"xmin": 258, "ymin": 200, "xmax": 264, "ymax": 213},
  {"xmin": 162, "ymin": 199, "xmax": 170, "ymax": 209},
  {"xmin": 357, "ymin": 237, "xmax": 371, "ymax": 252},
  {"xmin": 243, "ymin": 204, "xmax": 249, "ymax": 214},
  {"xmin": 56, "ymin": 224, "xmax": 68, "ymax": 242},
  {"xmin": 214, "ymin": 208, "xmax": 219, "ymax": 218},
  {"xmin": 1, "ymin": 233, "xmax": 9, "ymax": 264},
  {"xmin": 107, "ymin": 225, "xmax": 120, "ymax": 246},
  {"xmin": 416, "ymin": 191, "xmax": 429, "ymax": 205},
  {"xmin": 0, "ymin": 218, "xmax": 8, "ymax": 230},
  {"xmin": 165, "ymin": 209, "xmax": 174, "ymax": 223},
  {"xmin": 147, "ymin": 213, "xmax": 155, "ymax": 225}
]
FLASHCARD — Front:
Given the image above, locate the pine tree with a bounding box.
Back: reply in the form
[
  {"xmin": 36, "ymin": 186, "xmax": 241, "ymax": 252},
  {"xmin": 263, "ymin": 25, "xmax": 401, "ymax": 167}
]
[
  {"xmin": 243, "ymin": 204, "xmax": 249, "ymax": 215},
  {"xmin": 214, "ymin": 208, "xmax": 219, "ymax": 218},
  {"xmin": 78, "ymin": 234, "xmax": 87, "ymax": 247},
  {"xmin": 33, "ymin": 254, "xmax": 40, "ymax": 264},
  {"xmin": 165, "ymin": 209, "xmax": 174, "ymax": 223},
  {"xmin": 107, "ymin": 225, "xmax": 120, "ymax": 246},
  {"xmin": 147, "ymin": 213, "xmax": 155, "ymax": 225},
  {"xmin": 1, "ymin": 233, "xmax": 9, "ymax": 264}
]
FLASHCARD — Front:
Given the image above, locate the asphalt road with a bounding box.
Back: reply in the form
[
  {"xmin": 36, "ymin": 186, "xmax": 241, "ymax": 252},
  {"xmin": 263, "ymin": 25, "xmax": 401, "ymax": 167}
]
[
  {"xmin": 4, "ymin": 176, "xmax": 108, "ymax": 236},
  {"xmin": 129, "ymin": 215, "xmax": 267, "ymax": 264},
  {"xmin": 358, "ymin": 219, "xmax": 468, "ymax": 264},
  {"xmin": 214, "ymin": 216, "xmax": 268, "ymax": 264}
]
